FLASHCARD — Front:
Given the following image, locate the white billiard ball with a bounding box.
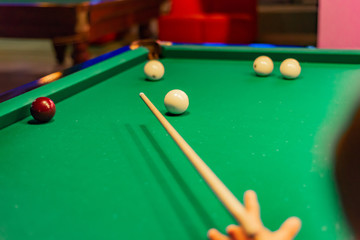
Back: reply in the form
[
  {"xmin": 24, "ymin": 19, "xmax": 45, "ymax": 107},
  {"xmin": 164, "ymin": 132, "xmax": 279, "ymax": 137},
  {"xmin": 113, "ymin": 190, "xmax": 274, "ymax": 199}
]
[
  {"xmin": 144, "ymin": 60, "xmax": 165, "ymax": 80},
  {"xmin": 253, "ymin": 56, "xmax": 274, "ymax": 76},
  {"xmin": 164, "ymin": 89, "xmax": 189, "ymax": 115},
  {"xmin": 280, "ymin": 58, "xmax": 301, "ymax": 79}
]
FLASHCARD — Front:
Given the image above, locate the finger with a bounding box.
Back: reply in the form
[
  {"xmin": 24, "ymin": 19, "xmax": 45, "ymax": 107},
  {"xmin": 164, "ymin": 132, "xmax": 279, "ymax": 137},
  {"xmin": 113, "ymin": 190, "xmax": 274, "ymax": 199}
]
[
  {"xmin": 226, "ymin": 225, "xmax": 248, "ymax": 240},
  {"xmin": 208, "ymin": 228, "xmax": 230, "ymax": 240},
  {"xmin": 244, "ymin": 190, "xmax": 260, "ymax": 217},
  {"xmin": 275, "ymin": 217, "xmax": 302, "ymax": 240}
]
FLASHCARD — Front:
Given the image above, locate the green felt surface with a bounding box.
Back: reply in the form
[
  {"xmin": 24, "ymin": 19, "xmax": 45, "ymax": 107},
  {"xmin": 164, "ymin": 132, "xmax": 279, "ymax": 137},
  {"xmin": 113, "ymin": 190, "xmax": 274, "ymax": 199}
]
[{"xmin": 1, "ymin": 45, "xmax": 360, "ymax": 240}]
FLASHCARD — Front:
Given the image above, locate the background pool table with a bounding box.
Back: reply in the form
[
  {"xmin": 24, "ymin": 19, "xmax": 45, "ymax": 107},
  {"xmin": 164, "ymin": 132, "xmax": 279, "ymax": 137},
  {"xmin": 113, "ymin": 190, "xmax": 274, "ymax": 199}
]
[
  {"xmin": 0, "ymin": 45, "xmax": 359, "ymax": 239},
  {"xmin": 0, "ymin": 0, "xmax": 164, "ymax": 64}
]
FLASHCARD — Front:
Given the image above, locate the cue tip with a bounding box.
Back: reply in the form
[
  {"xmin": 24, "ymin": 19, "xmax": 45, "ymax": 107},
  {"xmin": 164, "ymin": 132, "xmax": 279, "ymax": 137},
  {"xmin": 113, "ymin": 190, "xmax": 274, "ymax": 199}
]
[{"xmin": 139, "ymin": 92, "xmax": 145, "ymax": 96}]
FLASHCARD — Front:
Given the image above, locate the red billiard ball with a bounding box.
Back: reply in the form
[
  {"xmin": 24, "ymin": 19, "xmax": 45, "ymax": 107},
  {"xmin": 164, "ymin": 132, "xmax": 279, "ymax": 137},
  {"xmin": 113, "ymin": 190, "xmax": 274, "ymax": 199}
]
[{"xmin": 30, "ymin": 97, "xmax": 56, "ymax": 122}]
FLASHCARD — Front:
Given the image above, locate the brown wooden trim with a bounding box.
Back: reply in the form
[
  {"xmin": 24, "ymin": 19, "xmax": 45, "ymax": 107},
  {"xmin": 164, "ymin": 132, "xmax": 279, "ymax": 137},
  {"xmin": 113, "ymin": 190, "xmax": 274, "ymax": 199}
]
[
  {"xmin": 0, "ymin": 6, "xmax": 78, "ymax": 37},
  {"xmin": 0, "ymin": 0, "xmax": 165, "ymax": 64},
  {"xmin": 89, "ymin": 7, "xmax": 161, "ymax": 41}
]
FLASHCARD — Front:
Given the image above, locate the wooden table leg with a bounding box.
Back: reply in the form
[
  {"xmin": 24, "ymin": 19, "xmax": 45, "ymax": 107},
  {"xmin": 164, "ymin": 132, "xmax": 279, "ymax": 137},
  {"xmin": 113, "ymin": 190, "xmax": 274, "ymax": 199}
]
[
  {"xmin": 71, "ymin": 41, "xmax": 90, "ymax": 65},
  {"xmin": 52, "ymin": 41, "xmax": 67, "ymax": 65}
]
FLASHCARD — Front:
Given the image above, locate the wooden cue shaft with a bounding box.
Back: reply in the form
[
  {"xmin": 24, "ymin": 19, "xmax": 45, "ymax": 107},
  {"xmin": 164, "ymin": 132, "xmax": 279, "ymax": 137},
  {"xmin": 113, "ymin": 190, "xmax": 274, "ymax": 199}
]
[{"xmin": 139, "ymin": 92, "xmax": 259, "ymax": 236}]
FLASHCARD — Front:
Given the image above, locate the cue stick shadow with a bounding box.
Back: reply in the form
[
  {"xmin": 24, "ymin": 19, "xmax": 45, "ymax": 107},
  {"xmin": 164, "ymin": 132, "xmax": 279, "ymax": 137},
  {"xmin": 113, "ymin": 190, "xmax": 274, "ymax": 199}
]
[
  {"xmin": 124, "ymin": 124, "xmax": 202, "ymax": 239},
  {"xmin": 140, "ymin": 124, "xmax": 218, "ymax": 229},
  {"xmin": 110, "ymin": 123, "xmax": 175, "ymax": 238}
]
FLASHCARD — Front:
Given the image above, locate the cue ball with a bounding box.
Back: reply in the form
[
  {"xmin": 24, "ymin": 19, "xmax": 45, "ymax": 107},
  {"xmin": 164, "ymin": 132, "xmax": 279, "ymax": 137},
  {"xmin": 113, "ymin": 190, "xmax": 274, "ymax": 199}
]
[
  {"xmin": 144, "ymin": 60, "xmax": 165, "ymax": 81},
  {"xmin": 164, "ymin": 90, "xmax": 189, "ymax": 115},
  {"xmin": 253, "ymin": 56, "xmax": 274, "ymax": 76},
  {"xmin": 30, "ymin": 97, "xmax": 56, "ymax": 122},
  {"xmin": 280, "ymin": 58, "xmax": 301, "ymax": 79}
]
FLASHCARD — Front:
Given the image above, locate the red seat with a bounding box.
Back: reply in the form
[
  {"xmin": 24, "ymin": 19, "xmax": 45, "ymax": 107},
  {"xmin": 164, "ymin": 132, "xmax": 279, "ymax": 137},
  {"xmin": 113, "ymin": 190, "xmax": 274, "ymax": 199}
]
[{"xmin": 158, "ymin": 0, "xmax": 257, "ymax": 44}]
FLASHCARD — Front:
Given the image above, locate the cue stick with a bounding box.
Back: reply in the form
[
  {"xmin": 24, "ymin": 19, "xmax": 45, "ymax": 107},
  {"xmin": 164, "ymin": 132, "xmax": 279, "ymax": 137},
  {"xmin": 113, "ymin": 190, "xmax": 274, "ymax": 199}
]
[{"xmin": 139, "ymin": 92, "xmax": 259, "ymax": 236}]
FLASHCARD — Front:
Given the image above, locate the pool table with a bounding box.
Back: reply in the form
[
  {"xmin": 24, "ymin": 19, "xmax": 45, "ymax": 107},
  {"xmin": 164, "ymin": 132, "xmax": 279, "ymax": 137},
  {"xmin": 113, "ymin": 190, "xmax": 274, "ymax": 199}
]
[
  {"xmin": 0, "ymin": 0, "xmax": 164, "ymax": 64},
  {"xmin": 0, "ymin": 44, "xmax": 359, "ymax": 240}
]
